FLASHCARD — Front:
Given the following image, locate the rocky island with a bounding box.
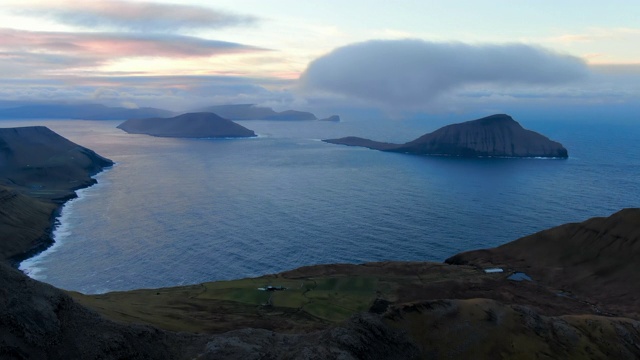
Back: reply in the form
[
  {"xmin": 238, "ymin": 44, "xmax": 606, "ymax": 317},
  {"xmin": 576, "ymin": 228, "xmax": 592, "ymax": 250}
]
[
  {"xmin": 117, "ymin": 112, "xmax": 256, "ymax": 138},
  {"xmin": 2, "ymin": 126, "xmax": 639, "ymax": 359},
  {"xmin": 324, "ymin": 114, "xmax": 568, "ymax": 158}
]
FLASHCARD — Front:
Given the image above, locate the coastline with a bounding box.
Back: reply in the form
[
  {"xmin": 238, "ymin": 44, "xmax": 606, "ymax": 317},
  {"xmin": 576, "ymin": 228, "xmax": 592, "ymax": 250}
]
[{"xmin": 12, "ymin": 164, "xmax": 114, "ymax": 271}]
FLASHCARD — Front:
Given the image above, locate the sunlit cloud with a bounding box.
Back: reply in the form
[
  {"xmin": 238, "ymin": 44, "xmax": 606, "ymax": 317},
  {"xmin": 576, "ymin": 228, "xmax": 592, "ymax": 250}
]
[
  {"xmin": 544, "ymin": 28, "xmax": 640, "ymax": 64},
  {"xmin": 0, "ymin": 28, "xmax": 263, "ymax": 59},
  {"xmin": 549, "ymin": 27, "xmax": 640, "ymax": 44},
  {"xmin": 299, "ymin": 39, "xmax": 588, "ymax": 110},
  {"xmin": 14, "ymin": 0, "xmax": 258, "ymax": 32},
  {"xmin": 0, "ymin": 28, "xmax": 267, "ymax": 78}
]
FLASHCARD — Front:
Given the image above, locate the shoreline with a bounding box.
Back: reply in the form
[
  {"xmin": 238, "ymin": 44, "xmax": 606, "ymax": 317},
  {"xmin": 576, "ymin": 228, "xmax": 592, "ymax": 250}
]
[{"xmin": 12, "ymin": 165, "xmax": 114, "ymax": 271}]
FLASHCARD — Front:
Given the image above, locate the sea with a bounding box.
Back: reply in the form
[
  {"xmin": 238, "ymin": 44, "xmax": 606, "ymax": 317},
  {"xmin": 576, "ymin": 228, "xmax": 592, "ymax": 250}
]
[{"xmin": 3, "ymin": 117, "xmax": 639, "ymax": 294}]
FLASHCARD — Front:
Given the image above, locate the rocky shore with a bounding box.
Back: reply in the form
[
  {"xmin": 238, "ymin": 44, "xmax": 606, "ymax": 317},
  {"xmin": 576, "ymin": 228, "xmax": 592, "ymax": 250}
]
[{"xmin": 1, "ymin": 126, "xmax": 639, "ymax": 359}]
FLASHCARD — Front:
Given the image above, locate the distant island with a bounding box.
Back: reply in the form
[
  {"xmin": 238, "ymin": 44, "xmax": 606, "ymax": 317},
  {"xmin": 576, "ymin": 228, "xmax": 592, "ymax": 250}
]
[
  {"xmin": 199, "ymin": 104, "xmax": 318, "ymax": 121},
  {"xmin": 324, "ymin": 114, "xmax": 568, "ymax": 158},
  {"xmin": 0, "ymin": 103, "xmax": 174, "ymax": 120},
  {"xmin": 319, "ymin": 115, "xmax": 341, "ymax": 122},
  {"xmin": 117, "ymin": 112, "xmax": 257, "ymax": 138},
  {"xmin": 0, "ymin": 102, "xmax": 336, "ymax": 123}
]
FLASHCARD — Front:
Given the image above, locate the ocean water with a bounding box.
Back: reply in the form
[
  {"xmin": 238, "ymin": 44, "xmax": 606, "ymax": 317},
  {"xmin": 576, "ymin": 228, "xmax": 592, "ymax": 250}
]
[{"xmin": 4, "ymin": 118, "xmax": 639, "ymax": 294}]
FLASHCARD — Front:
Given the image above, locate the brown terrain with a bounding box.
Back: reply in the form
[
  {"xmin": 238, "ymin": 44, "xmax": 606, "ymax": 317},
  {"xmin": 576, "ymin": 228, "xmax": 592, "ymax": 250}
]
[
  {"xmin": 1, "ymin": 126, "xmax": 639, "ymax": 359},
  {"xmin": 324, "ymin": 114, "xmax": 568, "ymax": 158}
]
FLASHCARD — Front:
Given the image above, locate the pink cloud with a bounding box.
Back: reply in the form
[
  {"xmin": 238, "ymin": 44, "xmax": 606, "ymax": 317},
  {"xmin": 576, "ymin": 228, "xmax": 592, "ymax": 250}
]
[
  {"xmin": 16, "ymin": 0, "xmax": 258, "ymax": 31},
  {"xmin": 0, "ymin": 28, "xmax": 264, "ymax": 58}
]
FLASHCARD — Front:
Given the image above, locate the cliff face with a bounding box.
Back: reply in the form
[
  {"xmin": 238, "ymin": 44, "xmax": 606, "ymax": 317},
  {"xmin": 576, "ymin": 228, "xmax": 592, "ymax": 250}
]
[
  {"xmin": 117, "ymin": 112, "xmax": 256, "ymax": 138},
  {"xmin": 324, "ymin": 114, "xmax": 568, "ymax": 158}
]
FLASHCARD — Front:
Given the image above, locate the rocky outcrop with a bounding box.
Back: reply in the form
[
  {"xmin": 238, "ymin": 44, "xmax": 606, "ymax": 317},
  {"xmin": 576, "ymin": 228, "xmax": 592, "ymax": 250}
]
[
  {"xmin": 324, "ymin": 114, "xmax": 568, "ymax": 158},
  {"xmin": 199, "ymin": 104, "xmax": 318, "ymax": 121},
  {"xmin": 117, "ymin": 112, "xmax": 256, "ymax": 138}
]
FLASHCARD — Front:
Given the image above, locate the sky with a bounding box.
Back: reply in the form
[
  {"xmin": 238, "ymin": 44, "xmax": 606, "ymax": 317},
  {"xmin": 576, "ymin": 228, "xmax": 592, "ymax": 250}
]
[{"xmin": 0, "ymin": 0, "xmax": 639, "ymax": 120}]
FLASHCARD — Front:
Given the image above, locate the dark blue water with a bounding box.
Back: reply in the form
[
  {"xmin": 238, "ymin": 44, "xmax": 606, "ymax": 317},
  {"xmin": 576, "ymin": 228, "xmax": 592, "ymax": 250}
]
[{"xmin": 4, "ymin": 118, "xmax": 638, "ymax": 294}]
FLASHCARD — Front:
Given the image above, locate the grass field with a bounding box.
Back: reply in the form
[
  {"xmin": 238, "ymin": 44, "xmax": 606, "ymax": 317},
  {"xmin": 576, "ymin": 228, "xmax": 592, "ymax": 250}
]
[{"xmin": 71, "ymin": 262, "xmax": 490, "ymax": 333}]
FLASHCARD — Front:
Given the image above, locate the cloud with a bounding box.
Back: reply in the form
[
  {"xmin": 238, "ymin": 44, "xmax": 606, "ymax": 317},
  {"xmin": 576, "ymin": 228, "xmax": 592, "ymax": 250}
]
[
  {"xmin": 16, "ymin": 0, "xmax": 258, "ymax": 31},
  {"xmin": 0, "ymin": 74, "xmax": 296, "ymax": 111},
  {"xmin": 299, "ymin": 39, "xmax": 589, "ymax": 109},
  {"xmin": 0, "ymin": 28, "xmax": 263, "ymax": 60}
]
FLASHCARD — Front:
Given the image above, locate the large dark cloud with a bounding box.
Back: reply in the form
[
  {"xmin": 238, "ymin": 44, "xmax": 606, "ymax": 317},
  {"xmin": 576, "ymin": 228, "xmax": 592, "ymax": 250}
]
[
  {"xmin": 17, "ymin": 0, "xmax": 258, "ymax": 31},
  {"xmin": 299, "ymin": 40, "xmax": 589, "ymax": 108}
]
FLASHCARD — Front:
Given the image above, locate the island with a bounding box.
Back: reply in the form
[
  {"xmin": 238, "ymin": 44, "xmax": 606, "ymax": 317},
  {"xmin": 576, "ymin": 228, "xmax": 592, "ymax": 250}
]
[
  {"xmin": 0, "ymin": 103, "xmax": 174, "ymax": 120},
  {"xmin": 324, "ymin": 114, "xmax": 568, "ymax": 158},
  {"xmin": 117, "ymin": 112, "xmax": 257, "ymax": 138},
  {"xmin": 2, "ymin": 127, "xmax": 640, "ymax": 359},
  {"xmin": 319, "ymin": 115, "xmax": 341, "ymax": 122},
  {"xmin": 199, "ymin": 104, "xmax": 319, "ymax": 121}
]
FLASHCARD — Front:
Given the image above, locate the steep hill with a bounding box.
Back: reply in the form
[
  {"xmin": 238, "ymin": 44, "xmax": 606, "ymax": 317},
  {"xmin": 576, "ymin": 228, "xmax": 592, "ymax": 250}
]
[
  {"xmin": 117, "ymin": 112, "xmax": 256, "ymax": 138},
  {"xmin": 324, "ymin": 114, "xmax": 568, "ymax": 158}
]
